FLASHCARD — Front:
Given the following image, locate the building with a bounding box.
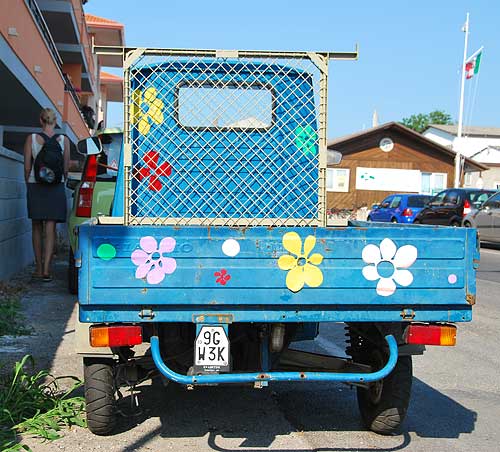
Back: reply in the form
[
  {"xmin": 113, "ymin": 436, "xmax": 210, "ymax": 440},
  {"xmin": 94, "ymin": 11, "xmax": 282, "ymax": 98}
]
[
  {"xmin": 0, "ymin": 0, "xmax": 124, "ymax": 279},
  {"xmin": 326, "ymin": 122, "xmax": 487, "ymax": 211},
  {"xmin": 423, "ymin": 124, "xmax": 500, "ymax": 190}
]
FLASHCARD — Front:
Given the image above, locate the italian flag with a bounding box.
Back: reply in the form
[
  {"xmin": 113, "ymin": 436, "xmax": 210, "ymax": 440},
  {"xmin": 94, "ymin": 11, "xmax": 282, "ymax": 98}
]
[{"xmin": 465, "ymin": 50, "xmax": 482, "ymax": 79}]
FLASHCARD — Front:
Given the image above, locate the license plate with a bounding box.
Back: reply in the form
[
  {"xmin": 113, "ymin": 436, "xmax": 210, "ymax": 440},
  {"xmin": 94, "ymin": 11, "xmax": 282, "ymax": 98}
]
[{"xmin": 194, "ymin": 325, "xmax": 230, "ymax": 373}]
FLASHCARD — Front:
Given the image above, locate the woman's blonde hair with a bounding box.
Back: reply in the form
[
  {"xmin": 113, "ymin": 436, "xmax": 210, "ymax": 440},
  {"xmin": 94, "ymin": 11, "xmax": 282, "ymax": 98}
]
[{"xmin": 40, "ymin": 108, "xmax": 57, "ymax": 126}]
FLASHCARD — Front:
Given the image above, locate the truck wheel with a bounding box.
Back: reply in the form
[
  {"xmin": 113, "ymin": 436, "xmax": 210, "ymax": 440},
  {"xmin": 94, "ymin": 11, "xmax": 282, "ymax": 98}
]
[
  {"xmin": 357, "ymin": 353, "xmax": 412, "ymax": 435},
  {"xmin": 84, "ymin": 358, "xmax": 117, "ymax": 435},
  {"xmin": 68, "ymin": 249, "xmax": 78, "ymax": 295}
]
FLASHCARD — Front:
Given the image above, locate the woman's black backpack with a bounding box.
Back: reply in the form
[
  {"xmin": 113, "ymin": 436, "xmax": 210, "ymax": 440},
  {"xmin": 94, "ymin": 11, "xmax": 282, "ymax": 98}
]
[{"xmin": 34, "ymin": 133, "xmax": 64, "ymax": 184}]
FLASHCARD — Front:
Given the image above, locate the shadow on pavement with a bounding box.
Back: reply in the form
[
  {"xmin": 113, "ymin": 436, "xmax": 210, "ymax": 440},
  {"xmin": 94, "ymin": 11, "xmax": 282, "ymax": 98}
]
[
  {"xmin": 1, "ymin": 252, "xmax": 77, "ymax": 375},
  {"xmin": 116, "ymin": 374, "xmax": 476, "ymax": 452}
]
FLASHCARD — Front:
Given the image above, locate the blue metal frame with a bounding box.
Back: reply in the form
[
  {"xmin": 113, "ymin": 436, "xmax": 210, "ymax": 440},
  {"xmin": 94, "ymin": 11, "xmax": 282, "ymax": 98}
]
[{"xmin": 150, "ymin": 334, "xmax": 398, "ymax": 384}]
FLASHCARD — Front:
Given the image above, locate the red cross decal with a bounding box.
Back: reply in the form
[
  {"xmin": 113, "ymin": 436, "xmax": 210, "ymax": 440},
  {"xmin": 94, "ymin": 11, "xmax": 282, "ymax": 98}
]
[{"xmin": 138, "ymin": 151, "xmax": 172, "ymax": 191}]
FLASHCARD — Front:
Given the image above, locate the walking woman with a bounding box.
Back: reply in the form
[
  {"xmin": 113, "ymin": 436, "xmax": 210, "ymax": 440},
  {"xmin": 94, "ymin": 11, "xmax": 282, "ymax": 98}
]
[{"xmin": 24, "ymin": 108, "xmax": 70, "ymax": 281}]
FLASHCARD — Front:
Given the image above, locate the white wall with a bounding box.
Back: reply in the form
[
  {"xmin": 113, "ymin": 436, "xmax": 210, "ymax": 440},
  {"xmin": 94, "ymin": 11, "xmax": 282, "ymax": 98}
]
[
  {"xmin": 424, "ymin": 127, "xmax": 500, "ymax": 159},
  {"xmin": 0, "ymin": 146, "xmax": 33, "ymax": 280}
]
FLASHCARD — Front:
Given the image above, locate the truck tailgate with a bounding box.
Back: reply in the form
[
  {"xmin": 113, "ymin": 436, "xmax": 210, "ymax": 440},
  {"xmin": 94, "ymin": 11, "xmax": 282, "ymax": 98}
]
[{"xmin": 78, "ymin": 223, "xmax": 477, "ymax": 323}]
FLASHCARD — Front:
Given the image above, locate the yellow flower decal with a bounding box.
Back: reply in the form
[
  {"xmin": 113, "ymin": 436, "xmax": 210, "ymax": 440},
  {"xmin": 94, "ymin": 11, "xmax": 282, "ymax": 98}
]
[
  {"xmin": 278, "ymin": 232, "xmax": 324, "ymax": 292},
  {"xmin": 131, "ymin": 87, "xmax": 164, "ymax": 136}
]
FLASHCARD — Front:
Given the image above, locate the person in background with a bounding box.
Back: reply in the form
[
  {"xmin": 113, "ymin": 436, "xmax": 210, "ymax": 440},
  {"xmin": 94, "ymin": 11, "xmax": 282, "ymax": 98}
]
[{"xmin": 23, "ymin": 108, "xmax": 70, "ymax": 282}]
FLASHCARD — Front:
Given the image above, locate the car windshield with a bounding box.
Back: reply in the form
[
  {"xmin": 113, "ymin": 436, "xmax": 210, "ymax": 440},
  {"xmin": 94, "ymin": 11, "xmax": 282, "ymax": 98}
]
[
  {"xmin": 96, "ymin": 132, "xmax": 123, "ymax": 181},
  {"xmin": 470, "ymin": 191, "xmax": 496, "ymax": 207},
  {"xmin": 407, "ymin": 196, "xmax": 432, "ymax": 207}
]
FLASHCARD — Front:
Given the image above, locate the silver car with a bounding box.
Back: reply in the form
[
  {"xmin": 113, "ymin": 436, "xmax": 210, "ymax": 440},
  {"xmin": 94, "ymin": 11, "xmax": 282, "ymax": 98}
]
[{"xmin": 462, "ymin": 191, "xmax": 500, "ymax": 243}]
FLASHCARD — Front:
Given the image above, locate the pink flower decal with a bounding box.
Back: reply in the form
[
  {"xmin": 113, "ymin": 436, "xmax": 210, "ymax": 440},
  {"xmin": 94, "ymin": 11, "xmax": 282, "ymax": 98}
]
[
  {"xmin": 131, "ymin": 236, "xmax": 176, "ymax": 285},
  {"xmin": 137, "ymin": 151, "xmax": 172, "ymax": 191},
  {"xmin": 214, "ymin": 269, "xmax": 231, "ymax": 286}
]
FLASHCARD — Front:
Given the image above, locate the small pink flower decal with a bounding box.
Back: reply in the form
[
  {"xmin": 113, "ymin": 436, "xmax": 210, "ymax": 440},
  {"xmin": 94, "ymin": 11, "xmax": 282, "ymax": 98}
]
[
  {"xmin": 131, "ymin": 236, "xmax": 176, "ymax": 285},
  {"xmin": 215, "ymin": 269, "xmax": 231, "ymax": 286}
]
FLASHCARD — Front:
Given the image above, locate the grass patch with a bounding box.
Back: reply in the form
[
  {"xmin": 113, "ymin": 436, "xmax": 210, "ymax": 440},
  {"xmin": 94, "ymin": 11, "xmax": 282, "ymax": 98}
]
[
  {"xmin": 0, "ymin": 355, "xmax": 86, "ymax": 452},
  {"xmin": 0, "ymin": 283, "xmax": 31, "ymax": 337}
]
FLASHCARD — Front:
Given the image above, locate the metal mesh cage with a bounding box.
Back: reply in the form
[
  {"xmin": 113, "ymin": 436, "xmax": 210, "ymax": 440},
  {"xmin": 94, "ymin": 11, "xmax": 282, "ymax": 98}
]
[{"xmin": 123, "ymin": 49, "xmax": 329, "ymax": 227}]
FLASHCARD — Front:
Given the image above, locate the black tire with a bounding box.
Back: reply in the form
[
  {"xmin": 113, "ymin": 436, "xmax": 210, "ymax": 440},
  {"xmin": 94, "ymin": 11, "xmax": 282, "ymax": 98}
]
[
  {"xmin": 391, "ymin": 218, "xmax": 398, "ymax": 223},
  {"xmin": 366, "ymin": 216, "xmax": 372, "ymax": 221},
  {"xmin": 68, "ymin": 249, "xmax": 78, "ymax": 295},
  {"xmin": 357, "ymin": 355, "xmax": 412, "ymax": 435},
  {"xmin": 84, "ymin": 358, "xmax": 117, "ymax": 435},
  {"xmin": 451, "ymin": 221, "xmax": 460, "ymax": 227},
  {"xmin": 464, "ymin": 221, "xmax": 472, "ymax": 227}
]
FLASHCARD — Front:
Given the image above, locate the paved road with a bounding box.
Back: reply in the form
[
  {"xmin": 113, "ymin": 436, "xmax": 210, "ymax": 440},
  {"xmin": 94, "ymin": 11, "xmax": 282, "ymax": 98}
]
[{"xmin": 12, "ymin": 246, "xmax": 500, "ymax": 451}]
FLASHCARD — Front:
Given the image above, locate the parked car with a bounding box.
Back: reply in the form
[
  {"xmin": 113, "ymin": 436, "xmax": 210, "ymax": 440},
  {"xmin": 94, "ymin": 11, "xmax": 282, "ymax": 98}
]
[
  {"xmin": 367, "ymin": 194, "xmax": 432, "ymax": 223},
  {"xmin": 462, "ymin": 191, "xmax": 500, "ymax": 243},
  {"xmin": 66, "ymin": 128, "xmax": 123, "ymax": 294},
  {"xmin": 413, "ymin": 188, "xmax": 495, "ymax": 226}
]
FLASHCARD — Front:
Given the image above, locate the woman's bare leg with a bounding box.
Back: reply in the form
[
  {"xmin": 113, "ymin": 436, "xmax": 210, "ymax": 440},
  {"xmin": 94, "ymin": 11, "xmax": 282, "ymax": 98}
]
[
  {"xmin": 43, "ymin": 220, "xmax": 56, "ymax": 276},
  {"xmin": 32, "ymin": 220, "xmax": 43, "ymax": 275}
]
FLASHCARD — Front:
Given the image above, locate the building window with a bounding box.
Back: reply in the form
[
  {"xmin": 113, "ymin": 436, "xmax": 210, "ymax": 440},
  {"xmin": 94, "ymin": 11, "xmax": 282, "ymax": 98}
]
[
  {"xmin": 327, "ymin": 168, "xmax": 350, "ymax": 192},
  {"xmin": 421, "ymin": 172, "xmax": 447, "ymax": 195},
  {"xmin": 464, "ymin": 172, "xmax": 473, "ymax": 186}
]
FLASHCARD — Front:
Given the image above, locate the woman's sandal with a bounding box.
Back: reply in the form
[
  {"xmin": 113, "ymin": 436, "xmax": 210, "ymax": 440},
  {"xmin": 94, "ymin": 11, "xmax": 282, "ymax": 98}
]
[{"xmin": 42, "ymin": 274, "xmax": 53, "ymax": 282}]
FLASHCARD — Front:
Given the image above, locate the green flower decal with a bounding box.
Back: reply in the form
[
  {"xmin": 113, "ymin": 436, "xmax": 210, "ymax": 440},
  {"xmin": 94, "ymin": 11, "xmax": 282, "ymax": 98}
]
[{"xmin": 295, "ymin": 125, "xmax": 318, "ymax": 157}]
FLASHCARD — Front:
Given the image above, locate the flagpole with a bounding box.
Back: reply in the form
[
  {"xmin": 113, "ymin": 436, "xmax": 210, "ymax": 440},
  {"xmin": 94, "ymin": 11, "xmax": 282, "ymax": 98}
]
[{"xmin": 455, "ymin": 12, "xmax": 469, "ymax": 187}]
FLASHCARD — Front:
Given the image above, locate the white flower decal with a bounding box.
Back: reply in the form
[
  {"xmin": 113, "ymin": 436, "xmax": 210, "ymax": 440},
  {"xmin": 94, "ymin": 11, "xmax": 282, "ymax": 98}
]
[{"xmin": 361, "ymin": 238, "xmax": 417, "ymax": 297}]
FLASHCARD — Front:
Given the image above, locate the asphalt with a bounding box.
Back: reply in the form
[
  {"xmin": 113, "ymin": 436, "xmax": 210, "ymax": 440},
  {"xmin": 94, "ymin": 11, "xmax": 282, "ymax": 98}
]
[{"xmin": 3, "ymin": 245, "xmax": 499, "ymax": 451}]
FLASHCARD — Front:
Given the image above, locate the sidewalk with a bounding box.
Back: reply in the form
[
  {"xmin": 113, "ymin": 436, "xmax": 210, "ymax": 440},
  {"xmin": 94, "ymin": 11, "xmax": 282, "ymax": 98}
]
[{"xmin": 0, "ymin": 252, "xmax": 80, "ymax": 379}]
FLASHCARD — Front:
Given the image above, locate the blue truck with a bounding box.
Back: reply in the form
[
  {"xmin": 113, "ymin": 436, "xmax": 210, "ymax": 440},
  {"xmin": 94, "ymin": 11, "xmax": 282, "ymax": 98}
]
[{"xmin": 75, "ymin": 47, "xmax": 478, "ymax": 436}]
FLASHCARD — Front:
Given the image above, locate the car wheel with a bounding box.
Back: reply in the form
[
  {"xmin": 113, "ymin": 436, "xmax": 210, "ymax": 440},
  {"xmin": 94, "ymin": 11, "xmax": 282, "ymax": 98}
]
[
  {"xmin": 84, "ymin": 358, "xmax": 117, "ymax": 436},
  {"xmin": 68, "ymin": 249, "xmax": 78, "ymax": 295},
  {"xmin": 451, "ymin": 221, "xmax": 460, "ymax": 227},
  {"xmin": 357, "ymin": 355, "xmax": 413, "ymax": 435},
  {"xmin": 347, "ymin": 326, "xmax": 412, "ymax": 435},
  {"xmin": 391, "ymin": 218, "xmax": 398, "ymax": 223},
  {"xmin": 463, "ymin": 221, "xmax": 471, "ymax": 227},
  {"xmin": 366, "ymin": 216, "xmax": 371, "ymax": 221}
]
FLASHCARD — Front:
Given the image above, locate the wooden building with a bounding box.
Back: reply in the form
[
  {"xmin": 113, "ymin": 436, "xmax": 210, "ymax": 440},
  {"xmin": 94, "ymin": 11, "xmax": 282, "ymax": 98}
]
[{"xmin": 326, "ymin": 122, "xmax": 488, "ymax": 210}]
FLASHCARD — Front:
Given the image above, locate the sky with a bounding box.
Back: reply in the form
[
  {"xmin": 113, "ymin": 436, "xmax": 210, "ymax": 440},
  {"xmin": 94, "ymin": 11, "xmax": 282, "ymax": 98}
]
[{"xmin": 85, "ymin": 0, "xmax": 500, "ymax": 139}]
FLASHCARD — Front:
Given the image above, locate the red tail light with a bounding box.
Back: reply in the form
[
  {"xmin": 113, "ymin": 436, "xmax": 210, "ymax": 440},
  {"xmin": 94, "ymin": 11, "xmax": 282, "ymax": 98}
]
[
  {"xmin": 463, "ymin": 199, "xmax": 471, "ymax": 217},
  {"xmin": 90, "ymin": 325, "xmax": 143, "ymax": 347},
  {"xmin": 402, "ymin": 208, "xmax": 413, "ymax": 217},
  {"xmin": 76, "ymin": 155, "xmax": 97, "ymax": 217},
  {"xmin": 404, "ymin": 324, "xmax": 456, "ymax": 346}
]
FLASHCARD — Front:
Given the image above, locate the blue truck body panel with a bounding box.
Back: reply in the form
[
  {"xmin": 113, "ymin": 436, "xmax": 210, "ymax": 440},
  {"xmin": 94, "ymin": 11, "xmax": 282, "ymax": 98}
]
[{"xmin": 78, "ymin": 222, "xmax": 476, "ymax": 324}]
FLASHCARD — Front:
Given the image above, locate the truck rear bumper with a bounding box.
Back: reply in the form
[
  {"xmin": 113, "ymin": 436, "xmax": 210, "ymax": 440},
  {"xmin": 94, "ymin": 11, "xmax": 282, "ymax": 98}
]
[
  {"xmin": 150, "ymin": 334, "xmax": 398, "ymax": 385},
  {"xmin": 79, "ymin": 305, "xmax": 472, "ymax": 324}
]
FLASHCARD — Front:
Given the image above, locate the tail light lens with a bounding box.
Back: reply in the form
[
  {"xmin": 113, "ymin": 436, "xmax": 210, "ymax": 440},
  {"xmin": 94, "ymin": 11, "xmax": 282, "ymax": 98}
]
[
  {"xmin": 463, "ymin": 199, "xmax": 471, "ymax": 217},
  {"xmin": 402, "ymin": 208, "xmax": 413, "ymax": 217},
  {"xmin": 404, "ymin": 323, "xmax": 456, "ymax": 346},
  {"xmin": 90, "ymin": 325, "xmax": 142, "ymax": 347},
  {"xmin": 76, "ymin": 155, "xmax": 97, "ymax": 217}
]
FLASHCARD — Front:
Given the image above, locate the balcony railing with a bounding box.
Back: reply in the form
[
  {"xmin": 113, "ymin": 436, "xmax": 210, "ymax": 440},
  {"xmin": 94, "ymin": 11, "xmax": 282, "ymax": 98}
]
[
  {"xmin": 25, "ymin": 0, "xmax": 63, "ymax": 67},
  {"xmin": 25, "ymin": 0, "xmax": 84, "ymax": 111}
]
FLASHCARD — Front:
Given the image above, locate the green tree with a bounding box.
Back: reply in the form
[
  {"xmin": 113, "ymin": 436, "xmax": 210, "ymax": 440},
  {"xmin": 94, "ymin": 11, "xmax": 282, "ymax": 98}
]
[{"xmin": 401, "ymin": 110, "xmax": 453, "ymax": 133}]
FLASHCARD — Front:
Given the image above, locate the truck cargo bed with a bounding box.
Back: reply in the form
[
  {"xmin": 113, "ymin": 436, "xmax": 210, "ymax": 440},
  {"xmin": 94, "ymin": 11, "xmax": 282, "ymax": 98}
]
[{"xmin": 78, "ymin": 221, "xmax": 477, "ymax": 324}]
